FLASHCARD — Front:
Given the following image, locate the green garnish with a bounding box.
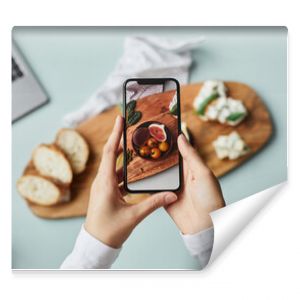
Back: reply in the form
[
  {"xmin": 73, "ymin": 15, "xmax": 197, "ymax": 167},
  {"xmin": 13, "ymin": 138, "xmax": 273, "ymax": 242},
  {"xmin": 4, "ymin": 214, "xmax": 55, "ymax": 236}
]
[
  {"xmin": 170, "ymin": 103, "xmax": 178, "ymax": 116},
  {"xmin": 126, "ymin": 100, "xmax": 142, "ymax": 127},
  {"xmin": 126, "ymin": 109, "xmax": 134, "ymax": 121},
  {"xmin": 197, "ymin": 91, "xmax": 219, "ymax": 115},
  {"xmin": 126, "ymin": 100, "xmax": 136, "ymax": 113},
  {"xmin": 226, "ymin": 112, "xmax": 246, "ymax": 122},
  {"xmin": 127, "ymin": 111, "xmax": 142, "ymax": 127},
  {"xmin": 244, "ymin": 145, "xmax": 251, "ymax": 152}
]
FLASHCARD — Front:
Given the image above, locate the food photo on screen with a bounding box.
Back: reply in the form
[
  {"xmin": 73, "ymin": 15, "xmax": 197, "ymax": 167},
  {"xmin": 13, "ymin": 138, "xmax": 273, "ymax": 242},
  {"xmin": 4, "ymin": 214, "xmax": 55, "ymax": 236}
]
[{"xmin": 124, "ymin": 79, "xmax": 181, "ymax": 192}]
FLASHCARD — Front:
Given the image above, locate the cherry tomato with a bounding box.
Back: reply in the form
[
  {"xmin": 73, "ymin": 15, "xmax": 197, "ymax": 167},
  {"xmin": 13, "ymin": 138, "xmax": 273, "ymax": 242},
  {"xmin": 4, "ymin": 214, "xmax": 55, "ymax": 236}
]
[
  {"xmin": 147, "ymin": 137, "xmax": 158, "ymax": 148},
  {"xmin": 151, "ymin": 148, "xmax": 161, "ymax": 159},
  {"xmin": 159, "ymin": 141, "xmax": 169, "ymax": 152},
  {"xmin": 139, "ymin": 146, "xmax": 151, "ymax": 157}
]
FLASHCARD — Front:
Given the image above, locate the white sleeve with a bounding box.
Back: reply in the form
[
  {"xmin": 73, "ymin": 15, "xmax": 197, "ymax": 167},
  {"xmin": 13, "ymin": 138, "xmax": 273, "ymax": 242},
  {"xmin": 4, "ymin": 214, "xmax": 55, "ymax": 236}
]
[
  {"xmin": 60, "ymin": 225, "xmax": 121, "ymax": 269},
  {"xmin": 181, "ymin": 227, "xmax": 214, "ymax": 269}
]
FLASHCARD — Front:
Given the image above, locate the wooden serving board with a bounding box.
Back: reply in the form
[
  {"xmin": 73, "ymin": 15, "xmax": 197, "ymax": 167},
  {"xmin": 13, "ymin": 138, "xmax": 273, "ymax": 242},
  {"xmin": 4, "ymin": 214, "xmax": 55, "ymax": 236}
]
[
  {"xmin": 27, "ymin": 82, "xmax": 272, "ymax": 219},
  {"xmin": 126, "ymin": 90, "xmax": 178, "ymax": 183}
]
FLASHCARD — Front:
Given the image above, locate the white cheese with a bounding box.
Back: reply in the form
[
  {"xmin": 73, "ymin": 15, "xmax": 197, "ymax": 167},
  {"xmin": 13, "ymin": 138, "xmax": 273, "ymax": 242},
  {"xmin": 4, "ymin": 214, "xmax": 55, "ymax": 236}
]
[
  {"xmin": 213, "ymin": 131, "xmax": 249, "ymax": 160},
  {"xmin": 206, "ymin": 106, "xmax": 219, "ymax": 119},
  {"xmin": 228, "ymin": 150, "xmax": 240, "ymax": 160},
  {"xmin": 207, "ymin": 97, "xmax": 247, "ymax": 125},
  {"xmin": 194, "ymin": 80, "xmax": 248, "ymax": 126},
  {"xmin": 169, "ymin": 94, "xmax": 177, "ymax": 110},
  {"xmin": 193, "ymin": 80, "xmax": 227, "ymax": 111},
  {"xmin": 169, "ymin": 94, "xmax": 178, "ymax": 118},
  {"xmin": 233, "ymin": 139, "xmax": 245, "ymax": 151}
]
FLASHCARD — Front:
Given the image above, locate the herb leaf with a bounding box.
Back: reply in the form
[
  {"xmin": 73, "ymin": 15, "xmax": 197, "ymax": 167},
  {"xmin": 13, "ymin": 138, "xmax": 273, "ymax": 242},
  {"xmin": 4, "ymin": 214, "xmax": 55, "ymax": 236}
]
[
  {"xmin": 126, "ymin": 100, "xmax": 136, "ymax": 113},
  {"xmin": 170, "ymin": 103, "xmax": 178, "ymax": 116},
  {"xmin": 128, "ymin": 111, "xmax": 142, "ymax": 126},
  {"xmin": 127, "ymin": 109, "xmax": 134, "ymax": 121},
  {"xmin": 226, "ymin": 112, "xmax": 246, "ymax": 122},
  {"xmin": 197, "ymin": 91, "xmax": 219, "ymax": 115}
]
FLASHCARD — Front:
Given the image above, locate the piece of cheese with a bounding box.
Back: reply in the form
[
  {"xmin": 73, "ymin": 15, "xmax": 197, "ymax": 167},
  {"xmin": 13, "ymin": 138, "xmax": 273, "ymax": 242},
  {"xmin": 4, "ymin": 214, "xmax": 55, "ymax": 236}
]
[
  {"xmin": 213, "ymin": 131, "xmax": 249, "ymax": 160},
  {"xmin": 194, "ymin": 80, "xmax": 248, "ymax": 126},
  {"xmin": 169, "ymin": 94, "xmax": 178, "ymax": 117},
  {"xmin": 193, "ymin": 80, "xmax": 227, "ymax": 113}
]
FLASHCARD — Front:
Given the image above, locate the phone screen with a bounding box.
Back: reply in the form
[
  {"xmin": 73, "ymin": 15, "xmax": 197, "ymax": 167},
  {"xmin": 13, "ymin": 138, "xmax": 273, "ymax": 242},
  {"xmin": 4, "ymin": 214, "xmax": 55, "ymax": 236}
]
[{"xmin": 123, "ymin": 78, "xmax": 182, "ymax": 193}]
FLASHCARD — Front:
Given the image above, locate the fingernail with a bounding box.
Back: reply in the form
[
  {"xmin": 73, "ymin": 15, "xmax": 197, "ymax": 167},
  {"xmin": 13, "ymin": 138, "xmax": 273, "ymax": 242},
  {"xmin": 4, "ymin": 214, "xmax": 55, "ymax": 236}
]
[{"xmin": 165, "ymin": 193, "xmax": 177, "ymax": 204}]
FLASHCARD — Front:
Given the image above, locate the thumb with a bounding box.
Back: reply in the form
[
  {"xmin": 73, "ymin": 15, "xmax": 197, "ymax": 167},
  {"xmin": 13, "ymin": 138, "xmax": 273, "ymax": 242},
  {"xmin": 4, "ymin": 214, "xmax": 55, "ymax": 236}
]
[
  {"xmin": 132, "ymin": 192, "xmax": 178, "ymax": 223},
  {"xmin": 177, "ymin": 134, "xmax": 207, "ymax": 172}
]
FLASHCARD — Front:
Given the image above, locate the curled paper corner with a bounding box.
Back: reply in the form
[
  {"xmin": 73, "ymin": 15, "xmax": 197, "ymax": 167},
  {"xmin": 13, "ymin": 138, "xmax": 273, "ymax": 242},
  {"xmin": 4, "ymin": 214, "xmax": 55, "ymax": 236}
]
[{"xmin": 207, "ymin": 182, "xmax": 287, "ymax": 266}]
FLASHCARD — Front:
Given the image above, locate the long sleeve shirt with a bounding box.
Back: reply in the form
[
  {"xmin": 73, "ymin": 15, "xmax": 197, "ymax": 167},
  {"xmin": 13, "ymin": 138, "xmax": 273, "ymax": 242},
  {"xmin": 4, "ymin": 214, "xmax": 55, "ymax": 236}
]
[{"xmin": 61, "ymin": 225, "xmax": 214, "ymax": 269}]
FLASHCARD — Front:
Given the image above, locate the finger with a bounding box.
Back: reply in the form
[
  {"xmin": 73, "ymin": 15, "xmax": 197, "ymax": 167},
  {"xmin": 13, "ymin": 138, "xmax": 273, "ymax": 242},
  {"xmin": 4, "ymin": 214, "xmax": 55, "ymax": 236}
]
[
  {"xmin": 119, "ymin": 135, "xmax": 124, "ymax": 152},
  {"xmin": 177, "ymin": 134, "xmax": 207, "ymax": 173},
  {"xmin": 116, "ymin": 134, "xmax": 124, "ymax": 157},
  {"xmin": 182, "ymin": 158, "xmax": 189, "ymax": 180},
  {"xmin": 131, "ymin": 192, "xmax": 177, "ymax": 222},
  {"xmin": 100, "ymin": 116, "xmax": 124, "ymax": 176},
  {"xmin": 116, "ymin": 141, "xmax": 124, "ymax": 183}
]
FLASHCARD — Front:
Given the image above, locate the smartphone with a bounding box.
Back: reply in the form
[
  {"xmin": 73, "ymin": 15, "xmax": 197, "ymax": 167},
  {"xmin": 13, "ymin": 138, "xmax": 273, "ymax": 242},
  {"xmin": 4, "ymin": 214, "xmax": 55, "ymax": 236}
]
[{"xmin": 123, "ymin": 78, "xmax": 183, "ymax": 193}]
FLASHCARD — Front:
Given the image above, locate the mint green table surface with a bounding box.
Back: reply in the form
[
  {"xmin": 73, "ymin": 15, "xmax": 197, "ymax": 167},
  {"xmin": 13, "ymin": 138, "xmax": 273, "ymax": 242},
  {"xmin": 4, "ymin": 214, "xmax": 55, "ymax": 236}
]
[{"xmin": 12, "ymin": 27, "xmax": 287, "ymax": 269}]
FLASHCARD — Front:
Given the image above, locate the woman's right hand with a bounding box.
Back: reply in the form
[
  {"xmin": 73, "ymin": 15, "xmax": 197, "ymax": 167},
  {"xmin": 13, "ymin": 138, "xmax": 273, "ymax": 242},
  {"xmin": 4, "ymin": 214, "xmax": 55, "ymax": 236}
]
[{"xmin": 165, "ymin": 134, "xmax": 225, "ymax": 234}]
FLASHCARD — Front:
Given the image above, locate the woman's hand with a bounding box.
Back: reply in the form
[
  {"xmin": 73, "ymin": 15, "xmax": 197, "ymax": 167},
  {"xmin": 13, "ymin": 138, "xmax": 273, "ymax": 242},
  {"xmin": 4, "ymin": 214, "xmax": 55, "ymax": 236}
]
[
  {"xmin": 85, "ymin": 116, "xmax": 178, "ymax": 249},
  {"xmin": 165, "ymin": 134, "xmax": 225, "ymax": 235}
]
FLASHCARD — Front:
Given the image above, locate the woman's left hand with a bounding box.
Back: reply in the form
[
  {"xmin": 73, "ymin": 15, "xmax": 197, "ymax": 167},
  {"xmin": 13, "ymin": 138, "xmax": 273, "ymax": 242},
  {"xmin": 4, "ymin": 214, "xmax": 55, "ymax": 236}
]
[{"xmin": 85, "ymin": 116, "xmax": 178, "ymax": 249}]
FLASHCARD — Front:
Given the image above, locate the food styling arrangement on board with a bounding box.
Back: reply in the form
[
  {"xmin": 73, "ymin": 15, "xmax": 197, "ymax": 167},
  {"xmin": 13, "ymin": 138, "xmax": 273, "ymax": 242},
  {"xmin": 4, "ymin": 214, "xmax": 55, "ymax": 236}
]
[
  {"xmin": 16, "ymin": 80, "xmax": 272, "ymax": 219},
  {"xmin": 124, "ymin": 82, "xmax": 180, "ymax": 188},
  {"xmin": 193, "ymin": 80, "xmax": 250, "ymax": 160}
]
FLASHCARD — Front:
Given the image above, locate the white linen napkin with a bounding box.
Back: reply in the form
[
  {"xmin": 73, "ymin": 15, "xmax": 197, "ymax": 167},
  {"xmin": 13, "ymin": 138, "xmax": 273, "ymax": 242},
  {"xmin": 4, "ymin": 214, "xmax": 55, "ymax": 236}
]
[{"xmin": 63, "ymin": 35, "xmax": 205, "ymax": 127}]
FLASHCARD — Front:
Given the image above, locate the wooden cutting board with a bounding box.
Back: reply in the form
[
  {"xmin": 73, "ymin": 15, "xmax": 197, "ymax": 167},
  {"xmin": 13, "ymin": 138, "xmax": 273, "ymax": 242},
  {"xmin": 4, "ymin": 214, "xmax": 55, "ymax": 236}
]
[
  {"xmin": 126, "ymin": 90, "xmax": 179, "ymax": 183},
  {"xmin": 27, "ymin": 81, "xmax": 272, "ymax": 219}
]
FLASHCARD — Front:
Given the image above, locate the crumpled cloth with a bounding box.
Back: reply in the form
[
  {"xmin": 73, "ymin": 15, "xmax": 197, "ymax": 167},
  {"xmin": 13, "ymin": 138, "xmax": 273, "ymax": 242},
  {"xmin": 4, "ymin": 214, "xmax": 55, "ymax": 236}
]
[{"xmin": 63, "ymin": 35, "xmax": 205, "ymax": 127}]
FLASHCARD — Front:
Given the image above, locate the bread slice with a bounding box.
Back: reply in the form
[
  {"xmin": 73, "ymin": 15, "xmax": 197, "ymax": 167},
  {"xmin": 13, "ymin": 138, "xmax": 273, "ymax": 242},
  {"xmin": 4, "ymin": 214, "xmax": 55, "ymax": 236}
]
[
  {"xmin": 17, "ymin": 175, "xmax": 70, "ymax": 206},
  {"xmin": 32, "ymin": 144, "xmax": 73, "ymax": 185},
  {"xmin": 55, "ymin": 129, "xmax": 89, "ymax": 174},
  {"xmin": 17, "ymin": 162, "xmax": 70, "ymax": 206}
]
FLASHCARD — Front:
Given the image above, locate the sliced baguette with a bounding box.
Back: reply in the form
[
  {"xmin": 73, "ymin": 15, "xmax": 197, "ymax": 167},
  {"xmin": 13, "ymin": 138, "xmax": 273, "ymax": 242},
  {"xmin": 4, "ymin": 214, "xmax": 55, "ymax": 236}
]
[
  {"xmin": 17, "ymin": 164, "xmax": 70, "ymax": 206},
  {"xmin": 55, "ymin": 129, "xmax": 89, "ymax": 174},
  {"xmin": 32, "ymin": 144, "xmax": 73, "ymax": 185}
]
